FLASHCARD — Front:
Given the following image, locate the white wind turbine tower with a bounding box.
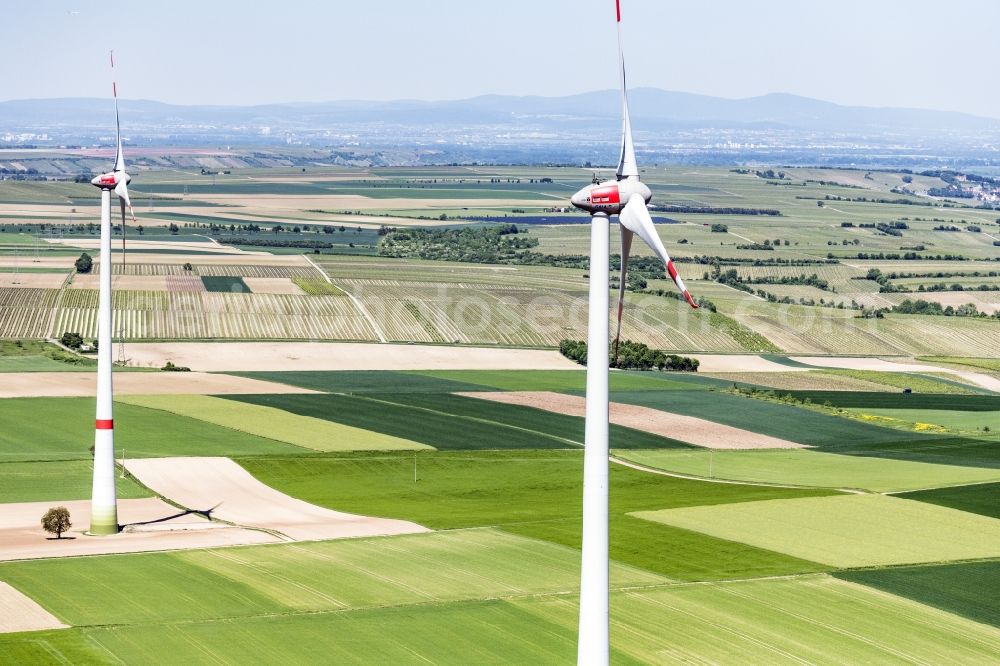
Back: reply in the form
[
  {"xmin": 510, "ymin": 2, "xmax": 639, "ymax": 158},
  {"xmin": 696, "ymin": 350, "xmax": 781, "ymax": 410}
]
[
  {"xmin": 569, "ymin": 1, "xmax": 698, "ymax": 662},
  {"xmin": 89, "ymin": 52, "xmax": 137, "ymax": 535}
]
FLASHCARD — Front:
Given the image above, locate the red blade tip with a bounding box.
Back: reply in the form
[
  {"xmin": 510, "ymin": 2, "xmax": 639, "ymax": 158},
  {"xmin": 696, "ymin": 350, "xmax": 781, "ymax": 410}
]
[
  {"xmin": 616, "ymin": 0, "xmax": 621, "ymax": 22},
  {"xmin": 684, "ymin": 291, "xmax": 698, "ymax": 309}
]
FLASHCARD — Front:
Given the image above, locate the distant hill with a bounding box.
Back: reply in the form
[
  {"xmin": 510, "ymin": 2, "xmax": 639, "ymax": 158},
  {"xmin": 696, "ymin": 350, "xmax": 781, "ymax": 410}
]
[{"xmin": 2, "ymin": 89, "xmax": 998, "ymax": 137}]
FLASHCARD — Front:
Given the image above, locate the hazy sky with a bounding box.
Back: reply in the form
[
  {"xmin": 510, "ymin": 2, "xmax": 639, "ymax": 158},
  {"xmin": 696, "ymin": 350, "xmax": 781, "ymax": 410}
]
[{"xmin": 6, "ymin": 0, "xmax": 998, "ymax": 118}]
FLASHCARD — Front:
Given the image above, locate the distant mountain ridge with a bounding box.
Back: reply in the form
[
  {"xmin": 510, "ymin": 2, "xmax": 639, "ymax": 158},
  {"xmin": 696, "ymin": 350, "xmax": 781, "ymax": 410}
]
[{"xmin": 2, "ymin": 89, "xmax": 998, "ymax": 135}]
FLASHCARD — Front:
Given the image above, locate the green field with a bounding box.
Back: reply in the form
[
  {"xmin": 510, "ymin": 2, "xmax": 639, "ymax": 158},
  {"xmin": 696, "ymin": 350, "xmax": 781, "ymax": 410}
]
[
  {"xmin": 7, "ymin": 571, "xmax": 999, "ymax": 665},
  {"xmin": 617, "ymin": 448, "xmax": 1000, "ymax": 492},
  {"xmin": 783, "ymin": 391, "xmax": 1000, "ymax": 410},
  {"xmin": 837, "ymin": 561, "xmax": 1000, "ymax": 629},
  {"xmin": 229, "ymin": 391, "xmax": 689, "ymax": 450},
  {"xmin": 610, "ymin": 389, "xmax": 909, "ymax": 447},
  {"xmin": 918, "ymin": 356, "xmax": 1000, "ymax": 372},
  {"xmin": 0, "ymin": 530, "xmax": 661, "ymax": 627},
  {"xmin": 0, "ymin": 459, "xmax": 150, "ymax": 503},
  {"xmin": 0, "ymin": 397, "xmax": 303, "ymax": 462},
  {"xmin": 200, "ymin": 275, "xmax": 251, "ymax": 293},
  {"xmin": 815, "ymin": 369, "xmax": 982, "ymax": 394},
  {"xmin": 633, "ymin": 494, "xmax": 1000, "ymax": 567},
  {"xmin": 0, "ymin": 529, "xmax": 656, "ymax": 663},
  {"xmin": 238, "ymin": 450, "xmax": 832, "ymax": 580},
  {"xmin": 898, "ymin": 481, "xmax": 1000, "ymax": 518},
  {"xmin": 236, "ymin": 368, "xmax": 713, "ymax": 394},
  {"xmin": 848, "ymin": 406, "xmax": 1000, "ymax": 434},
  {"xmin": 0, "ymin": 340, "xmax": 94, "ymax": 372},
  {"xmin": 593, "ymin": 576, "xmax": 1000, "ymax": 664},
  {"xmin": 117, "ymin": 394, "xmax": 431, "ymax": 452}
]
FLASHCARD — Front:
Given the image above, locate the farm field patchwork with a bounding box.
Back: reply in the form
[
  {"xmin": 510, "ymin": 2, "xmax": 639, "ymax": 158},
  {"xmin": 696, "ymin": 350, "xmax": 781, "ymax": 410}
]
[
  {"xmin": 0, "ymin": 530, "xmax": 661, "ymax": 627},
  {"xmin": 0, "ymin": 397, "xmax": 303, "ymax": 462},
  {"xmin": 236, "ymin": 368, "xmax": 710, "ymax": 394},
  {"xmin": 238, "ymin": 450, "xmax": 834, "ymax": 580},
  {"xmin": 616, "ymin": 448, "xmax": 1000, "ymax": 492},
  {"xmin": 633, "ymin": 494, "xmax": 1000, "ymax": 567},
  {"xmin": 116, "ymin": 394, "xmax": 431, "ymax": 452},
  {"xmin": 609, "ymin": 389, "xmax": 910, "ymax": 447},
  {"xmin": 898, "ymin": 481, "xmax": 1000, "ymax": 518},
  {"xmin": 836, "ymin": 561, "xmax": 1000, "ymax": 629},
  {"xmin": 6, "ymin": 573, "xmax": 999, "ymax": 665},
  {"xmin": 227, "ymin": 392, "xmax": 688, "ymax": 450},
  {"xmin": 54, "ymin": 289, "xmax": 378, "ymax": 341},
  {"xmin": 518, "ymin": 576, "xmax": 1000, "ymax": 665},
  {"xmin": 3, "ymin": 166, "xmax": 1000, "ymax": 661}
]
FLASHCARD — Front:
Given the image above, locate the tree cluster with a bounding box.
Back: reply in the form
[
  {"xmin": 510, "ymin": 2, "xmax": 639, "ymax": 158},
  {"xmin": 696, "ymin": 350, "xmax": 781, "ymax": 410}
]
[
  {"xmin": 378, "ymin": 225, "xmax": 538, "ymax": 263},
  {"xmin": 559, "ymin": 339, "xmax": 699, "ymax": 372}
]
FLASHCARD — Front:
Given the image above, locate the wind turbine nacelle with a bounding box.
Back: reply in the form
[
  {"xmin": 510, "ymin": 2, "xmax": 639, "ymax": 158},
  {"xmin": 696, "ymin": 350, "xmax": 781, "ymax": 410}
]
[
  {"xmin": 91, "ymin": 171, "xmax": 129, "ymax": 190},
  {"xmin": 570, "ymin": 179, "xmax": 651, "ymax": 215}
]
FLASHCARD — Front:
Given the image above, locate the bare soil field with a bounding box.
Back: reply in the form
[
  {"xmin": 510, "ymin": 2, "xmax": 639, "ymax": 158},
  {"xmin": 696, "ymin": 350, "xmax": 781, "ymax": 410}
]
[
  {"xmin": 124, "ymin": 457, "xmax": 429, "ymax": 541},
  {"xmin": 0, "ymin": 257, "xmax": 73, "ymax": 270},
  {"xmin": 0, "ymin": 498, "xmax": 276, "ymax": 562},
  {"xmin": 0, "ymin": 582, "xmax": 67, "ymax": 633},
  {"xmin": 0, "ymin": 273, "xmax": 66, "ymax": 289},
  {"xmin": 243, "ymin": 277, "xmax": 305, "ymax": 295},
  {"xmin": 0, "ymin": 372, "xmax": 318, "ymax": 398},
  {"xmin": 70, "ymin": 275, "xmax": 170, "ymax": 291},
  {"xmin": 460, "ymin": 391, "xmax": 807, "ymax": 449},
  {"xmin": 123, "ymin": 342, "xmax": 580, "ymax": 372}
]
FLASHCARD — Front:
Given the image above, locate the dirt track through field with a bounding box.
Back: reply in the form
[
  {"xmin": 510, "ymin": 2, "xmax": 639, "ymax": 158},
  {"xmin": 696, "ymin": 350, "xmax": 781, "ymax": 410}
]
[
  {"xmin": 0, "ymin": 498, "xmax": 277, "ymax": 562},
  {"xmin": 0, "ymin": 372, "xmax": 319, "ymax": 398},
  {"xmin": 125, "ymin": 457, "xmax": 429, "ymax": 541},
  {"xmin": 459, "ymin": 391, "xmax": 807, "ymax": 450},
  {"xmin": 123, "ymin": 342, "xmax": 580, "ymax": 372},
  {"xmin": 0, "ymin": 582, "xmax": 66, "ymax": 633}
]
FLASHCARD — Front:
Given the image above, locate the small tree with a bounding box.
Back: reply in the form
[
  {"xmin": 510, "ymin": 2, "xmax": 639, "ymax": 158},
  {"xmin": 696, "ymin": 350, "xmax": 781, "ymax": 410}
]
[
  {"xmin": 60, "ymin": 331, "xmax": 84, "ymax": 349},
  {"xmin": 42, "ymin": 506, "xmax": 72, "ymax": 539},
  {"xmin": 75, "ymin": 252, "xmax": 93, "ymax": 273}
]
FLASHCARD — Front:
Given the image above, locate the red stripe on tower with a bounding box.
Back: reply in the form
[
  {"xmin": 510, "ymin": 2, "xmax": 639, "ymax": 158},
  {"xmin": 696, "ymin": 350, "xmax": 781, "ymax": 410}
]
[
  {"xmin": 616, "ymin": 0, "xmax": 621, "ymax": 22},
  {"xmin": 96, "ymin": 419, "xmax": 114, "ymax": 430}
]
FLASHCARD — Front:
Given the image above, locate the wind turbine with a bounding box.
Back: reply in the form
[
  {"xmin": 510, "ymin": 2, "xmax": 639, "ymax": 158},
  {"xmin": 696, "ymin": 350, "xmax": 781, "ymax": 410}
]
[
  {"xmin": 88, "ymin": 51, "xmax": 136, "ymax": 535},
  {"xmin": 569, "ymin": 2, "xmax": 697, "ymax": 662}
]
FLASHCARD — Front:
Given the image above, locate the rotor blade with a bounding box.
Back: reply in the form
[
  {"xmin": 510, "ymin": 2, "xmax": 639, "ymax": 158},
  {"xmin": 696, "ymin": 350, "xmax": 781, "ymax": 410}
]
[
  {"xmin": 614, "ymin": 226, "xmax": 633, "ymax": 363},
  {"xmin": 615, "ymin": 0, "xmax": 638, "ymax": 180},
  {"xmin": 111, "ymin": 51, "xmax": 125, "ymax": 173},
  {"xmin": 619, "ymin": 196, "xmax": 698, "ymax": 308},
  {"xmin": 115, "ymin": 178, "xmax": 136, "ymax": 224}
]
